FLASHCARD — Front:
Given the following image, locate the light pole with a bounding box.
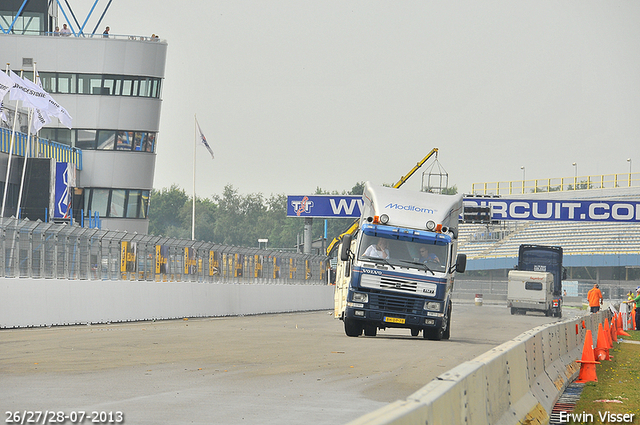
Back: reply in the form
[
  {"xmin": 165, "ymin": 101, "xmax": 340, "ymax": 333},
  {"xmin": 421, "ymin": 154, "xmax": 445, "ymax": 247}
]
[
  {"xmin": 627, "ymin": 158, "xmax": 632, "ymax": 187},
  {"xmin": 572, "ymin": 162, "xmax": 577, "ymax": 190},
  {"xmin": 521, "ymin": 166, "xmax": 525, "ymax": 193}
]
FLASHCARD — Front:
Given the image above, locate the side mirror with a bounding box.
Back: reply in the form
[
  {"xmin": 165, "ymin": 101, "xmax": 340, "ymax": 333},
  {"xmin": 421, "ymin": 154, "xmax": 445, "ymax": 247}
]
[
  {"xmin": 455, "ymin": 253, "xmax": 467, "ymax": 273},
  {"xmin": 339, "ymin": 234, "xmax": 353, "ymax": 262}
]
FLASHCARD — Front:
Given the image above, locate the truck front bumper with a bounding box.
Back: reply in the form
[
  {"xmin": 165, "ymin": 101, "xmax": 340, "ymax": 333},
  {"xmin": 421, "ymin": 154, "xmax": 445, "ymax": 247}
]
[{"xmin": 344, "ymin": 305, "xmax": 443, "ymax": 330}]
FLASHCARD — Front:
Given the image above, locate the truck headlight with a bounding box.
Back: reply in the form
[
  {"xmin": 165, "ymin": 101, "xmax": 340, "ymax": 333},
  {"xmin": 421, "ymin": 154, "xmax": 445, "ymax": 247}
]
[
  {"xmin": 353, "ymin": 293, "xmax": 368, "ymax": 303},
  {"xmin": 424, "ymin": 301, "xmax": 441, "ymax": 311}
]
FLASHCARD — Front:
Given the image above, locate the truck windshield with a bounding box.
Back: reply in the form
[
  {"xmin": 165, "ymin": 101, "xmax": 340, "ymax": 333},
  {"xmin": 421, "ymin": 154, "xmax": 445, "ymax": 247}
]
[{"xmin": 357, "ymin": 234, "xmax": 448, "ymax": 273}]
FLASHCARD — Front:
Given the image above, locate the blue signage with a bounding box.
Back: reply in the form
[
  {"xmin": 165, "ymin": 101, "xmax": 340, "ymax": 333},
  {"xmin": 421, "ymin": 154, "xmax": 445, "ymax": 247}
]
[
  {"xmin": 287, "ymin": 195, "xmax": 363, "ymax": 218},
  {"xmin": 287, "ymin": 195, "xmax": 640, "ymax": 222},
  {"xmin": 463, "ymin": 198, "xmax": 640, "ymax": 223},
  {"xmin": 53, "ymin": 162, "xmax": 71, "ymax": 219}
]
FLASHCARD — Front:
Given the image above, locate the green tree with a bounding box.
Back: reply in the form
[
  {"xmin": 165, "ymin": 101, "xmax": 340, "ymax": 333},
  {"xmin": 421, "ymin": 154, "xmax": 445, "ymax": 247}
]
[{"xmin": 148, "ymin": 185, "xmax": 190, "ymax": 237}]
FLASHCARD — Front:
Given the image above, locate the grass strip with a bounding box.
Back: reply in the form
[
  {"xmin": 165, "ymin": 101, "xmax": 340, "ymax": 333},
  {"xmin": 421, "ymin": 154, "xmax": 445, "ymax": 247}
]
[{"xmin": 569, "ymin": 329, "xmax": 640, "ymax": 424}]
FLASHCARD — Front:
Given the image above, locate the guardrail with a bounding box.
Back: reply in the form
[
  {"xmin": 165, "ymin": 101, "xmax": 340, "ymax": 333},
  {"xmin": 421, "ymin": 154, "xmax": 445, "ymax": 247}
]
[
  {"xmin": 0, "ymin": 217, "xmax": 328, "ymax": 284},
  {"xmin": 348, "ymin": 311, "xmax": 609, "ymax": 424}
]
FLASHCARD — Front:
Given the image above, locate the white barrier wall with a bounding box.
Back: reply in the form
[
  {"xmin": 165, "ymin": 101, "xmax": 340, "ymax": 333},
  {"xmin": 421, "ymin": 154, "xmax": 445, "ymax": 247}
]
[
  {"xmin": 0, "ymin": 278, "xmax": 335, "ymax": 328},
  {"xmin": 348, "ymin": 311, "xmax": 608, "ymax": 425}
]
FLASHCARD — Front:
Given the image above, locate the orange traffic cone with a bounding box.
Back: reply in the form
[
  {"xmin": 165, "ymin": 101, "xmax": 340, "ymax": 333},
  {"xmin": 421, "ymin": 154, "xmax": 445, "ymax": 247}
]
[
  {"xmin": 610, "ymin": 317, "xmax": 618, "ymax": 343},
  {"xmin": 594, "ymin": 323, "xmax": 610, "ymax": 361},
  {"xmin": 617, "ymin": 313, "xmax": 631, "ymax": 337},
  {"xmin": 576, "ymin": 329, "xmax": 600, "ymax": 383},
  {"xmin": 604, "ymin": 319, "xmax": 613, "ymax": 348}
]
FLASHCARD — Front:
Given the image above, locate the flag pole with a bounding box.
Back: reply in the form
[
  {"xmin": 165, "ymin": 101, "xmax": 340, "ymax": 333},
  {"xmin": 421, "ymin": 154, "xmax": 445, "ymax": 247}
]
[
  {"xmin": 192, "ymin": 114, "xmax": 196, "ymax": 240},
  {"xmin": 1, "ymin": 65, "xmax": 21, "ymax": 218},
  {"xmin": 16, "ymin": 62, "xmax": 37, "ymax": 220}
]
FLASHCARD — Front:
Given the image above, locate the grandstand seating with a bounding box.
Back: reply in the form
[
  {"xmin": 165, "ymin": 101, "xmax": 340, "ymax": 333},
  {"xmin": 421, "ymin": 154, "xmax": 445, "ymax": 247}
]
[{"xmin": 458, "ymin": 221, "xmax": 640, "ymax": 259}]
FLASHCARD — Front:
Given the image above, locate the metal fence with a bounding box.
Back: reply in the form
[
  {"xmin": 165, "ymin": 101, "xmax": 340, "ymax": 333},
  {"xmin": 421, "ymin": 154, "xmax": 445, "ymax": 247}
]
[{"xmin": 0, "ymin": 217, "xmax": 329, "ymax": 284}]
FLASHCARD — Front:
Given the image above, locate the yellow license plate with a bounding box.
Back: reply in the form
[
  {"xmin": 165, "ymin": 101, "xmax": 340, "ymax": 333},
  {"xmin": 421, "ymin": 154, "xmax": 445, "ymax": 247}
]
[{"xmin": 383, "ymin": 316, "xmax": 405, "ymax": 324}]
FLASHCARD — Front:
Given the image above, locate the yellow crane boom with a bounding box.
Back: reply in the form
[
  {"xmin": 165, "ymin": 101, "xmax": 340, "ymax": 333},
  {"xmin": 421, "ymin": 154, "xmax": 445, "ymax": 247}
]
[{"xmin": 325, "ymin": 148, "xmax": 439, "ymax": 255}]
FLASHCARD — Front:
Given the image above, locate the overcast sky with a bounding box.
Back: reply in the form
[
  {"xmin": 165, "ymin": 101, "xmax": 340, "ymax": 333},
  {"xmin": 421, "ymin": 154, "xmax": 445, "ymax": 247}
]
[{"xmin": 86, "ymin": 1, "xmax": 640, "ymax": 197}]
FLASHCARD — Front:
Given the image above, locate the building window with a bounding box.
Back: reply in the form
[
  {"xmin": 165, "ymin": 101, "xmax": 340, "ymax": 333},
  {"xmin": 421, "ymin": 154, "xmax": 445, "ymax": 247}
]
[
  {"xmin": 127, "ymin": 190, "xmax": 141, "ymax": 218},
  {"xmin": 40, "ymin": 72, "xmax": 56, "ymax": 92},
  {"xmin": 57, "ymin": 73, "xmax": 76, "ymax": 94},
  {"xmin": 141, "ymin": 190, "xmax": 150, "ymax": 218},
  {"xmin": 84, "ymin": 188, "xmax": 150, "ymax": 219},
  {"xmin": 39, "ymin": 128, "xmax": 156, "ymax": 153},
  {"xmin": 12, "ymin": 71, "xmax": 161, "ymax": 98},
  {"xmin": 110, "ymin": 190, "xmax": 126, "ymax": 218},
  {"xmin": 76, "ymin": 129, "xmax": 97, "ymax": 150},
  {"xmin": 89, "ymin": 188, "xmax": 110, "ymax": 217},
  {"xmin": 97, "ymin": 130, "xmax": 116, "ymax": 150},
  {"xmin": 116, "ymin": 131, "xmax": 134, "ymax": 150}
]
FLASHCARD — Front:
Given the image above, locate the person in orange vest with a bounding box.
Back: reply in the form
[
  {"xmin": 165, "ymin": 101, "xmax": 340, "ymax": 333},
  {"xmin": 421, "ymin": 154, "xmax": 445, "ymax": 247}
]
[{"xmin": 587, "ymin": 284, "xmax": 603, "ymax": 313}]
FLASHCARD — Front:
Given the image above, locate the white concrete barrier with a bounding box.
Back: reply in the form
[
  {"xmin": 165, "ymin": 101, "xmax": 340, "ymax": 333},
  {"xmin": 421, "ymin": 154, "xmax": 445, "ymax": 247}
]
[
  {"xmin": 0, "ymin": 278, "xmax": 335, "ymax": 328},
  {"xmin": 347, "ymin": 311, "xmax": 610, "ymax": 425}
]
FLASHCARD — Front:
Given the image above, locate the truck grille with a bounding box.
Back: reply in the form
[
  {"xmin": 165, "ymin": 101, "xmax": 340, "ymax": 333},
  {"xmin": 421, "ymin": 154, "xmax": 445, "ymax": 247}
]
[
  {"xmin": 379, "ymin": 276, "xmax": 418, "ymax": 292},
  {"xmin": 369, "ymin": 291, "xmax": 423, "ymax": 314},
  {"xmin": 361, "ymin": 274, "xmax": 418, "ymax": 293}
]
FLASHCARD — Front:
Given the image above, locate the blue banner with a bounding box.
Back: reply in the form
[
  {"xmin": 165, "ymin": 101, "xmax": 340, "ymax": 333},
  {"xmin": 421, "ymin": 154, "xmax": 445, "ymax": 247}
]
[
  {"xmin": 463, "ymin": 198, "xmax": 640, "ymax": 223},
  {"xmin": 53, "ymin": 162, "xmax": 71, "ymax": 219},
  {"xmin": 287, "ymin": 194, "xmax": 640, "ymax": 222},
  {"xmin": 287, "ymin": 195, "xmax": 363, "ymax": 218}
]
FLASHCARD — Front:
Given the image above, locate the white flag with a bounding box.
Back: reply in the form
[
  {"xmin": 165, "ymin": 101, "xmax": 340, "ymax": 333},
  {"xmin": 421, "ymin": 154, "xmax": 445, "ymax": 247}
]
[
  {"xmin": 9, "ymin": 70, "xmax": 72, "ymax": 129},
  {"xmin": 195, "ymin": 118, "xmax": 214, "ymax": 159},
  {"xmin": 30, "ymin": 72, "xmax": 52, "ymax": 133},
  {"xmin": 0, "ymin": 70, "xmax": 13, "ymax": 103},
  {"xmin": 8, "ymin": 70, "xmax": 50, "ymax": 111}
]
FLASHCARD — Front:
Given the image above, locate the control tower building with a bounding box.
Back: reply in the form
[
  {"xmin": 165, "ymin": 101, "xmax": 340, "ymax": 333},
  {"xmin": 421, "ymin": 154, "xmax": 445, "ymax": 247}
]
[{"xmin": 0, "ymin": 0, "xmax": 167, "ymax": 234}]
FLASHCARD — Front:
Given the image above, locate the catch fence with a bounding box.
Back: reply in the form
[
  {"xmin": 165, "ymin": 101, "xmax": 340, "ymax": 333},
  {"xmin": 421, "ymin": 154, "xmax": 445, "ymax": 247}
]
[{"xmin": 0, "ymin": 217, "xmax": 329, "ymax": 284}]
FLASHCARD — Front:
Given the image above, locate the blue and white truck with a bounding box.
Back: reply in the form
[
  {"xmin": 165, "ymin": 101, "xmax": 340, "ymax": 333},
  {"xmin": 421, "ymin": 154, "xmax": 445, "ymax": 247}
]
[{"xmin": 334, "ymin": 182, "xmax": 467, "ymax": 340}]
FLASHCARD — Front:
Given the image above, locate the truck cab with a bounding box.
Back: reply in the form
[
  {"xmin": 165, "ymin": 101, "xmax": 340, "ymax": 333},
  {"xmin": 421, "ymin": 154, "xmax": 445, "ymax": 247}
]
[{"xmin": 334, "ymin": 182, "xmax": 466, "ymax": 340}]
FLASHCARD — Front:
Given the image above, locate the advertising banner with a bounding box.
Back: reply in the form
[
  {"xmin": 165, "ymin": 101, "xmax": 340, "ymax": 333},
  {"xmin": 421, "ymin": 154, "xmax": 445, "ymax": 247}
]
[
  {"xmin": 463, "ymin": 198, "xmax": 640, "ymax": 223},
  {"xmin": 53, "ymin": 162, "xmax": 75, "ymax": 219},
  {"xmin": 286, "ymin": 195, "xmax": 363, "ymax": 218},
  {"xmin": 120, "ymin": 241, "xmax": 137, "ymax": 273},
  {"xmin": 184, "ymin": 247, "xmax": 197, "ymax": 275},
  {"xmin": 155, "ymin": 245, "xmax": 169, "ymax": 274},
  {"xmin": 209, "ymin": 251, "xmax": 219, "ymax": 276}
]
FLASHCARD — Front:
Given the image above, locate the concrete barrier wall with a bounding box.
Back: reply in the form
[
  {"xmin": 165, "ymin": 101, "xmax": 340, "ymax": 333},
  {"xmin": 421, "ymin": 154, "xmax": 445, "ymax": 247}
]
[
  {"xmin": 348, "ymin": 311, "xmax": 609, "ymax": 425},
  {"xmin": 0, "ymin": 278, "xmax": 335, "ymax": 328}
]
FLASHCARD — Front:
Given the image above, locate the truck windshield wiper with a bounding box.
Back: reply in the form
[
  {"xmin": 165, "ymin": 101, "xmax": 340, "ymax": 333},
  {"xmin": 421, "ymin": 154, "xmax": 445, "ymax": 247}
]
[
  {"xmin": 398, "ymin": 260, "xmax": 434, "ymax": 275},
  {"xmin": 362, "ymin": 256, "xmax": 395, "ymax": 270}
]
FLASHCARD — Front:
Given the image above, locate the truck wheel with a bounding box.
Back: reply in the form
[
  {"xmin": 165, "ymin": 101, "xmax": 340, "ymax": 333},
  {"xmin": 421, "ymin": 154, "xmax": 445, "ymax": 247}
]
[
  {"xmin": 364, "ymin": 324, "xmax": 377, "ymax": 337},
  {"xmin": 344, "ymin": 318, "xmax": 362, "ymax": 337},
  {"xmin": 424, "ymin": 327, "xmax": 443, "ymax": 341},
  {"xmin": 442, "ymin": 303, "xmax": 452, "ymax": 340},
  {"xmin": 545, "ymin": 309, "xmax": 552, "ymax": 317},
  {"xmin": 510, "ymin": 307, "xmax": 516, "ymax": 315},
  {"xmin": 410, "ymin": 329, "xmax": 420, "ymax": 337},
  {"xmin": 554, "ymin": 310, "xmax": 562, "ymax": 318}
]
